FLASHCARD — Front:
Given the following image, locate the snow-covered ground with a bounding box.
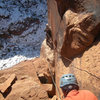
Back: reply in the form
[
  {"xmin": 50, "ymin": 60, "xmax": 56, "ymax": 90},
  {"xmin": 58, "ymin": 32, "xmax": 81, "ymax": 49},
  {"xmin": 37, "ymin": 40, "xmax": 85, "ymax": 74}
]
[{"xmin": 0, "ymin": 0, "xmax": 47, "ymax": 70}]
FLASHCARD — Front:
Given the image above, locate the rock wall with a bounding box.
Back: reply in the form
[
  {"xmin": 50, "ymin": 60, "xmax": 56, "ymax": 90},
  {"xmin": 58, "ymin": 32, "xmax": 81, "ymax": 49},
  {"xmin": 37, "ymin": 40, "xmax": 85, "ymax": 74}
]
[
  {"xmin": 0, "ymin": 58, "xmax": 55, "ymax": 100},
  {"xmin": 48, "ymin": 0, "xmax": 100, "ymax": 58},
  {"xmin": 0, "ymin": 0, "xmax": 100, "ymax": 99},
  {"xmin": 47, "ymin": 0, "xmax": 100, "ymax": 99}
]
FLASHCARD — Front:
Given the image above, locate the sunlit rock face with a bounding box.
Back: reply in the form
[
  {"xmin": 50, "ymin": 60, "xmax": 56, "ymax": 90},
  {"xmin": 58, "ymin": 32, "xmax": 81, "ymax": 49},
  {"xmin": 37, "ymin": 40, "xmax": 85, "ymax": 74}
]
[
  {"xmin": 47, "ymin": 0, "xmax": 100, "ymax": 99},
  {"xmin": 61, "ymin": 10, "xmax": 100, "ymax": 58},
  {"xmin": 48, "ymin": 0, "xmax": 100, "ymax": 58}
]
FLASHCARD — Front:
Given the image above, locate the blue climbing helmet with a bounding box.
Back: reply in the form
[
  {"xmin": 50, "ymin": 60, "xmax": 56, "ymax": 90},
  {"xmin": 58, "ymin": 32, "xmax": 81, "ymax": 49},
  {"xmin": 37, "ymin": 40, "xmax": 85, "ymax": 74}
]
[{"xmin": 60, "ymin": 74, "xmax": 78, "ymax": 88}]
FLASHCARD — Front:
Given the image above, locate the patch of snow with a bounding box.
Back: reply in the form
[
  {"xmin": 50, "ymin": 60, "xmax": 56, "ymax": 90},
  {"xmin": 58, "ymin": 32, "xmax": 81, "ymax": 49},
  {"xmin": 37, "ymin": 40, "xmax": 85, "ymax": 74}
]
[{"xmin": 0, "ymin": 0, "xmax": 47, "ymax": 70}]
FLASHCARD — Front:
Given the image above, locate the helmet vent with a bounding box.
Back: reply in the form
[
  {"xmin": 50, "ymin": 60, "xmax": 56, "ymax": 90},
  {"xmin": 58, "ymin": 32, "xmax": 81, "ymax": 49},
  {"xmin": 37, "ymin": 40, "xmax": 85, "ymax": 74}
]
[
  {"xmin": 67, "ymin": 79, "xmax": 71, "ymax": 80},
  {"xmin": 69, "ymin": 75, "xmax": 71, "ymax": 77},
  {"xmin": 72, "ymin": 75, "xmax": 74, "ymax": 77}
]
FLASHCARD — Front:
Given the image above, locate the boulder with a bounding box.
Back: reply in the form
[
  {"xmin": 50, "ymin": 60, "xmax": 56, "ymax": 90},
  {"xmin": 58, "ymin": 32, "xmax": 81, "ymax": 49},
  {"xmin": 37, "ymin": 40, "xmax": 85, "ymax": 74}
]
[
  {"xmin": 5, "ymin": 77, "xmax": 48, "ymax": 100},
  {"xmin": 47, "ymin": 0, "xmax": 100, "ymax": 58},
  {"xmin": 0, "ymin": 58, "xmax": 55, "ymax": 100},
  {"xmin": 0, "ymin": 74, "xmax": 16, "ymax": 93}
]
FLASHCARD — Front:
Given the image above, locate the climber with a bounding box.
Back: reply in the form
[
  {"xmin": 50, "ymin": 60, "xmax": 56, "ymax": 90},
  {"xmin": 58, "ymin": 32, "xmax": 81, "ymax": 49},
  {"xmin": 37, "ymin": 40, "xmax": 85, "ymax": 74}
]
[{"xmin": 60, "ymin": 73, "xmax": 98, "ymax": 100}]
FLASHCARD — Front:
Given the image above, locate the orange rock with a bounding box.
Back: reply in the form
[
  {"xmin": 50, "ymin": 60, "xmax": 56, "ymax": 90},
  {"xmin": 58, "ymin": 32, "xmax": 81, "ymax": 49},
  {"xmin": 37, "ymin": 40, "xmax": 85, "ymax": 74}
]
[
  {"xmin": 0, "ymin": 58, "xmax": 52, "ymax": 100},
  {"xmin": 0, "ymin": 93, "xmax": 4, "ymax": 100},
  {"xmin": 51, "ymin": 95, "xmax": 58, "ymax": 100},
  {"xmin": 0, "ymin": 74, "xmax": 16, "ymax": 93},
  {"xmin": 43, "ymin": 84, "xmax": 55, "ymax": 97}
]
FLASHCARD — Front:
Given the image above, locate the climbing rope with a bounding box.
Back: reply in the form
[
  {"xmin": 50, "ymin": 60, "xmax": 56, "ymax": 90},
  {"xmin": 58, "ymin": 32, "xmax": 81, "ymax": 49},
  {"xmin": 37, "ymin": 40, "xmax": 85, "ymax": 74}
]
[
  {"xmin": 50, "ymin": 18, "xmax": 63, "ymax": 100},
  {"xmin": 62, "ymin": 56, "xmax": 100, "ymax": 80},
  {"xmin": 48, "ymin": 62, "xmax": 61, "ymax": 100},
  {"xmin": 47, "ymin": 1, "xmax": 99, "ymax": 99}
]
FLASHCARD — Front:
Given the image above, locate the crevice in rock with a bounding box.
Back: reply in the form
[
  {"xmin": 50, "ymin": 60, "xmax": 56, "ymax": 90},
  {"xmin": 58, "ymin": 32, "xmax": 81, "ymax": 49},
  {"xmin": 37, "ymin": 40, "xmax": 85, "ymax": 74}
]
[
  {"xmin": 47, "ymin": 76, "xmax": 56, "ymax": 98},
  {"xmin": 55, "ymin": 0, "xmax": 84, "ymax": 18},
  {"xmin": 38, "ymin": 75, "xmax": 48, "ymax": 84},
  {"xmin": 72, "ymin": 66, "xmax": 100, "ymax": 80},
  {"xmin": 37, "ymin": 70, "xmax": 56, "ymax": 98},
  {"xmin": 47, "ymin": 87, "xmax": 55, "ymax": 98},
  {"xmin": 3, "ymin": 87, "xmax": 12, "ymax": 98},
  {"xmin": 94, "ymin": 29, "xmax": 100, "ymax": 42},
  {"xmin": 46, "ymin": 83, "xmax": 55, "ymax": 98}
]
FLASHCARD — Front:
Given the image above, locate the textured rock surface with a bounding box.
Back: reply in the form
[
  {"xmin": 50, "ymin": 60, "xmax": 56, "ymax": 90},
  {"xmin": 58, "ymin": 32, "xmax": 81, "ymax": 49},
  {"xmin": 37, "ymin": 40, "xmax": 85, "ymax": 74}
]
[
  {"xmin": 55, "ymin": 40, "xmax": 100, "ymax": 99},
  {"xmin": 48, "ymin": 0, "xmax": 100, "ymax": 58},
  {"xmin": 61, "ymin": 11, "xmax": 100, "ymax": 58},
  {"xmin": 0, "ymin": 58, "xmax": 55, "ymax": 100},
  {"xmin": 40, "ymin": 39, "xmax": 55, "ymax": 66},
  {"xmin": 47, "ymin": 0, "xmax": 100, "ymax": 99},
  {"xmin": 0, "ymin": 93, "xmax": 4, "ymax": 100},
  {"xmin": 72, "ymin": 41, "xmax": 100, "ymax": 99},
  {"xmin": 0, "ymin": 0, "xmax": 100, "ymax": 100},
  {"xmin": 0, "ymin": 74, "xmax": 16, "ymax": 93}
]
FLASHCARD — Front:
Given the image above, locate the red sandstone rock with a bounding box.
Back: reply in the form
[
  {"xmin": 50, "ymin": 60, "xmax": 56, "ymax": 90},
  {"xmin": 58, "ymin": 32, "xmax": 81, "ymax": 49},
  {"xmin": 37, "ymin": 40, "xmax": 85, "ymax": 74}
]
[
  {"xmin": 47, "ymin": 0, "xmax": 100, "ymax": 58},
  {"xmin": 0, "ymin": 74, "xmax": 16, "ymax": 93},
  {"xmin": 0, "ymin": 93, "xmax": 4, "ymax": 100},
  {"xmin": 51, "ymin": 95, "xmax": 59, "ymax": 100},
  {"xmin": 47, "ymin": 0, "xmax": 100, "ymax": 99},
  {"xmin": 0, "ymin": 58, "xmax": 54, "ymax": 100}
]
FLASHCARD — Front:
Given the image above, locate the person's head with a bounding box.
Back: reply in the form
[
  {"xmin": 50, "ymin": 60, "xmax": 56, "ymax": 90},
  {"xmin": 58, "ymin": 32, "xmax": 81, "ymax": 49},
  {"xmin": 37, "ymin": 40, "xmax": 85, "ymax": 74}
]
[{"xmin": 60, "ymin": 74, "xmax": 79, "ymax": 97}]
